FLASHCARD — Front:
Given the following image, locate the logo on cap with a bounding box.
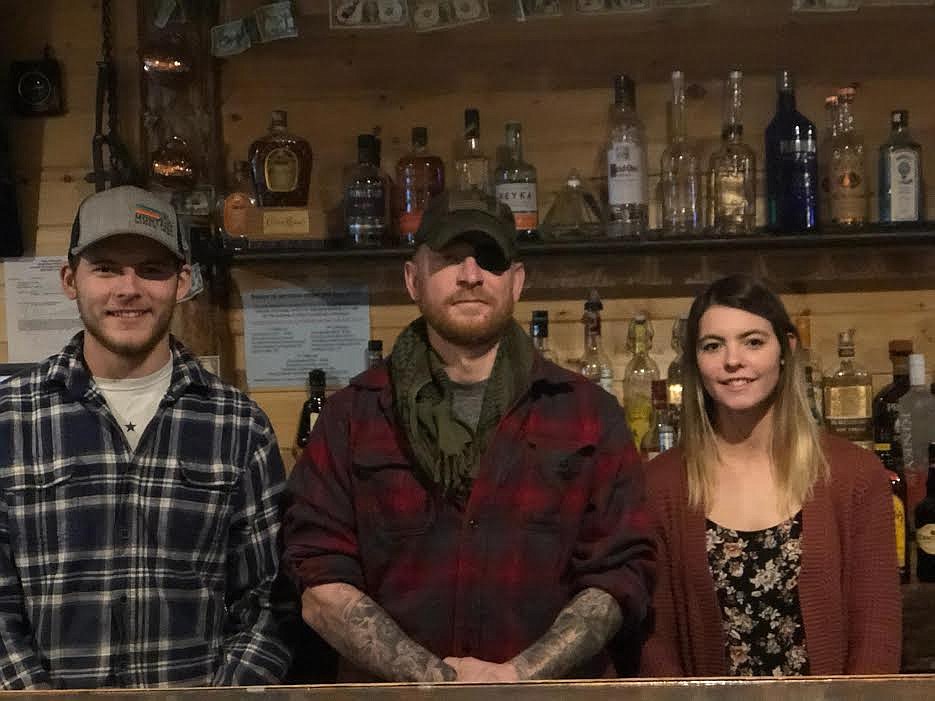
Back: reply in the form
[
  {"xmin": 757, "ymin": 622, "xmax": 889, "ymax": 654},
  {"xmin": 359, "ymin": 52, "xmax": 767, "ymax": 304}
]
[{"xmin": 134, "ymin": 204, "xmax": 172, "ymax": 237}]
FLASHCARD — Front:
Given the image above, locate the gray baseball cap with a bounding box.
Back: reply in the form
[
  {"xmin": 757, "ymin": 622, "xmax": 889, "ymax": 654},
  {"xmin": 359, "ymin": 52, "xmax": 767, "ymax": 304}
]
[{"xmin": 69, "ymin": 185, "xmax": 185, "ymax": 259}]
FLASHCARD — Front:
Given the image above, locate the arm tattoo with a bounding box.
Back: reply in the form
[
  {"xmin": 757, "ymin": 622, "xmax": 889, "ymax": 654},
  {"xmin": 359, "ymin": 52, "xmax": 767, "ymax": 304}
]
[
  {"xmin": 311, "ymin": 585, "xmax": 456, "ymax": 682},
  {"xmin": 511, "ymin": 587, "xmax": 623, "ymax": 680}
]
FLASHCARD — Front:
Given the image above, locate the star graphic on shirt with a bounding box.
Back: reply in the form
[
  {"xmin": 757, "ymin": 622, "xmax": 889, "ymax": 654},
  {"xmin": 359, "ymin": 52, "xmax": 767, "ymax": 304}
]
[{"xmin": 125, "ymin": 422, "xmax": 136, "ymax": 432}]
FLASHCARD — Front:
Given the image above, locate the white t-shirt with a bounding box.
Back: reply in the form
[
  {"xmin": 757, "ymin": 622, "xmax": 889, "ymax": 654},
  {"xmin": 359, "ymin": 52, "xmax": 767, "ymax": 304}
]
[{"xmin": 95, "ymin": 359, "xmax": 173, "ymax": 452}]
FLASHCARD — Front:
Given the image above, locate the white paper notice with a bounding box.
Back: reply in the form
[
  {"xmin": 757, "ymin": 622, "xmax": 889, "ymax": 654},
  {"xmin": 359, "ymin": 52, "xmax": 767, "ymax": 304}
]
[
  {"xmin": 241, "ymin": 286, "xmax": 370, "ymax": 388},
  {"xmin": 4, "ymin": 257, "xmax": 83, "ymax": 362}
]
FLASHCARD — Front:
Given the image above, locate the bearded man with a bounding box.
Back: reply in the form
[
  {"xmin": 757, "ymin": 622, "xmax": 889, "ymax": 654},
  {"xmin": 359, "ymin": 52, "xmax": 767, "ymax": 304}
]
[{"xmin": 283, "ymin": 189, "xmax": 654, "ymax": 683}]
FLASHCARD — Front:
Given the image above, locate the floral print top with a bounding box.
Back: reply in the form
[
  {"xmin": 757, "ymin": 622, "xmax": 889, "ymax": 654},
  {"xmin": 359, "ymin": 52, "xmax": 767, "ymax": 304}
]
[{"xmin": 706, "ymin": 512, "xmax": 810, "ymax": 676}]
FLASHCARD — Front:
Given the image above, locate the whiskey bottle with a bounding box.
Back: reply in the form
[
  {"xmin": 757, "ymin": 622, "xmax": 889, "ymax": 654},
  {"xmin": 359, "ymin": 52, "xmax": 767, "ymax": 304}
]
[
  {"xmin": 765, "ymin": 70, "xmax": 819, "ymax": 233},
  {"xmin": 579, "ymin": 291, "xmax": 615, "ymax": 395},
  {"xmin": 295, "ymin": 369, "xmax": 326, "ymax": 455},
  {"xmin": 345, "ymin": 134, "xmax": 387, "ymax": 246},
  {"xmin": 495, "ymin": 121, "xmax": 539, "ymax": 241},
  {"xmin": 829, "ymin": 87, "xmax": 866, "ymax": 228},
  {"xmin": 916, "ymin": 443, "xmax": 935, "ymax": 582},
  {"xmin": 642, "ymin": 379, "xmax": 676, "ymax": 461},
  {"xmin": 366, "ymin": 339, "xmax": 384, "ymax": 369},
  {"xmin": 219, "ymin": 160, "xmax": 258, "ymax": 236},
  {"xmin": 795, "ymin": 313, "xmax": 823, "ymax": 424},
  {"xmin": 624, "ymin": 313, "xmax": 660, "ymax": 449},
  {"xmin": 455, "ymin": 108, "xmax": 490, "ymax": 194},
  {"xmin": 248, "ymin": 110, "xmax": 313, "ymax": 207},
  {"xmin": 879, "ymin": 110, "xmax": 923, "ymax": 224},
  {"xmin": 606, "ymin": 74, "xmax": 648, "ymax": 238},
  {"xmin": 530, "ymin": 310, "xmax": 556, "ymax": 363},
  {"xmin": 709, "ymin": 70, "xmax": 756, "ymax": 236},
  {"xmin": 822, "ymin": 329, "xmax": 873, "ymax": 450},
  {"xmin": 661, "ymin": 70, "xmax": 702, "ymax": 235},
  {"xmin": 395, "ymin": 127, "xmax": 445, "ymax": 245}
]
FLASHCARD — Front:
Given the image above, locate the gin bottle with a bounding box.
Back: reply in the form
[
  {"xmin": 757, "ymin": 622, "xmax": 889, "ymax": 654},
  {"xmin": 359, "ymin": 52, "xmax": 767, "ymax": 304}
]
[
  {"xmin": 661, "ymin": 70, "xmax": 702, "ymax": 235},
  {"xmin": 709, "ymin": 70, "xmax": 756, "ymax": 236},
  {"xmin": 879, "ymin": 110, "xmax": 923, "ymax": 224},
  {"xmin": 822, "ymin": 329, "xmax": 873, "ymax": 450},
  {"xmin": 396, "ymin": 127, "xmax": 445, "ymax": 245},
  {"xmin": 606, "ymin": 74, "xmax": 648, "ymax": 237},
  {"xmin": 495, "ymin": 121, "xmax": 539, "ymax": 241},
  {"xmin": 624, "ymin": 313, "xmax": 660, "ymax": 449},
  {"xmin": 765, "ymin": 71, "xmax": 819, "ymax": 233},
  {"xmin": 830, "ymin": 87, "xmax": 866, "ymax": 228},
  {"xmin": 455, "ymin": 108, "xmax": 490, "ymax": 194},
  {"xmin": 345, "ymin": 134, "xmax": 387, "ymax": 246},
  {"xmin": 579, "ymin": 291, "xmax": 615, "ymax": 395}
]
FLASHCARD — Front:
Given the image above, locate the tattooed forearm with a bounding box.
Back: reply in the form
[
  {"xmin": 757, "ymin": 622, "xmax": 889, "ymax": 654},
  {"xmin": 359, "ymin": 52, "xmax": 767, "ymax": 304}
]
[
  {"xmin": 510, "ymin": 587, "xmax": 623, "ymax": 680},
  {"xmin": 302, "ymin": 583, "xmax": 456, "ymax": 682}
]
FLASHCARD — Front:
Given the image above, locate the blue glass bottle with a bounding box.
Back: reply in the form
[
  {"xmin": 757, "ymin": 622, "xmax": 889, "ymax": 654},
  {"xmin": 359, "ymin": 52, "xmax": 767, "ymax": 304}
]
[{"xmin": 765, "ymin": 71, "xmax": 819, "ymax": 233}]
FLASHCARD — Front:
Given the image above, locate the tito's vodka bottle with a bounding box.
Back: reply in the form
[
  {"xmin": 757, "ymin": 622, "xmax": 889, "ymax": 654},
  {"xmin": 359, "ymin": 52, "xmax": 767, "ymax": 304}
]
[
  {"xmin": 455, "ymin": 108, "xmax": 490, "ymax": 194},
  {"xmin": 661, "ymin": 70, "xmax": 702, "ymax": 235},
  {"xmin": 879, "ymin": 110, "xmax": 923, "ymax": 224},
  {"xmin": 709, "ymin": 70, "xmax": 756, "ymax": 235},
  {"xmin": 822, "ymin": 329, "xmax": 873, "ymax": 450},
  {"xmin": 495, "ymin": 121, "xmax": 539, "ymax": 241},
  {"xmin": 606, "ymin": 74, "xmax": 648, "ymax": 237}
]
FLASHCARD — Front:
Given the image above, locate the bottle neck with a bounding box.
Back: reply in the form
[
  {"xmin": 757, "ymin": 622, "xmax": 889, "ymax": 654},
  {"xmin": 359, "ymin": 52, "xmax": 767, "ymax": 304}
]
[
  {"xmin": 671, "ymin": 100, "xmax": 687, "ymax": 143},
  {"xmin": 533, "ymin": 335, "xmax": 550, "ymax": 353},
  {"xmin": 465, "ymin": 135, "xmax": 481, "ymax": 154},
  {"xmin": 777, "ymin": 90, "xmax": 796, "ymax": 114},
  {"xmin": 838, "ymin": 102, "xmax": 856, "ymax": 135},
  {"xmin": 585, "ymin": 321, "xmax": 602, "ymax": 349}
]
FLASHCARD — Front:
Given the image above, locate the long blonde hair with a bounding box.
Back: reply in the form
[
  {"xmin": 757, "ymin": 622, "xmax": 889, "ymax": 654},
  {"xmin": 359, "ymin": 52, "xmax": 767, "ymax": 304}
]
[{"xmin": 679, "ymin": 275, "xmax": 829, "ymax": 510}]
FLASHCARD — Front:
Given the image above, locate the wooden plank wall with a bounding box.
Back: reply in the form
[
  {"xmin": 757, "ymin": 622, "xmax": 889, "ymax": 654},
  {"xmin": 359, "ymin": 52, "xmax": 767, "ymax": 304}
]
[
  {"xmin": 0, "ymin": 0, "xmax": 140, "ymax": 360},
  {"xmin": 218, "ymin": 1, "xmax": 935, "ymax": 465}
]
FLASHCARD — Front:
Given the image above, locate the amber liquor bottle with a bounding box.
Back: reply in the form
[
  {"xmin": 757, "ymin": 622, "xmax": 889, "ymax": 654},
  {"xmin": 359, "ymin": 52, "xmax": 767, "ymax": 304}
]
[
  {"xmin": 249, "ymin": 110, "xmax": 313, "ymax": 207},
  {"xmin": 395, "ymin": 127, "xmax": 445, "ymax": 245}
]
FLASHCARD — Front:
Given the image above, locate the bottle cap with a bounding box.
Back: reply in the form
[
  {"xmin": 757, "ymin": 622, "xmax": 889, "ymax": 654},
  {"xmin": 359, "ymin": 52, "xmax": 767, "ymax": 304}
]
[
  {"xmin": 891, "ymin": 110, "xmax": 909, "ymax": 129},
  {"xmin": 368, "ymin": 339, "xmax": 383, "ymax": 352},
  {"xmin": 888, "ymin": 339, "xmax": 913, "ymax": 356},
  {"xmin": 613, "ymin": 74, "xmax": 636, "ymax": 110},
  {"xmin": 776, "ymin": 69, "xmax": 794, "ymax": 93},
  {"xmin": 412, "ymin": 127, "xmax": 428, "ymax": 147},
  {"xmin": 531, "ymin": 310, "xmax": 549, "ymax": 323},
  {"xmin": 309, "ymin": 369, "xmax": 326, "ymax": 388},
  {"xmin": 909, "ymin": 353, "xmax": 926, "ymax": 386},
  {"xmin": 271, "ymin": 110, "xmax": 287, "ymax": 127},
  {"xmin": 585, "ymin": 289, "xmax": 604, "ymax": 312}
]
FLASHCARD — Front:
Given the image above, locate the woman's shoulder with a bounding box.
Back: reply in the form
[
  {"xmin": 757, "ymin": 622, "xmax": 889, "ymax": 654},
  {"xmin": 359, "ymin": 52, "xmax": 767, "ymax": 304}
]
[
  {"xmin": 644, "ymin": 447, "xmax": 687, "ymax": 497},
  {"xmin": 819, "ymin": 432, "xmax": 889, "ymax": 495}
]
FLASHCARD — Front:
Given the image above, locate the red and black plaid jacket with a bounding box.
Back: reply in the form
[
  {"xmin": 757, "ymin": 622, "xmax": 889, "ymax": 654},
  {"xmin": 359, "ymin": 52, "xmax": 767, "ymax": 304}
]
[{"xmin": 283, "ymin": 355, "xmax": 654, "ymax": 679}]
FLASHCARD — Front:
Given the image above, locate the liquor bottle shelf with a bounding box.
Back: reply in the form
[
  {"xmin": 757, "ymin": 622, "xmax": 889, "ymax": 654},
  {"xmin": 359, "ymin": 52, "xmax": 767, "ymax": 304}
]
[{"xmin": 213, "ymin": 226, "xmax": 935, "ymax": 304}]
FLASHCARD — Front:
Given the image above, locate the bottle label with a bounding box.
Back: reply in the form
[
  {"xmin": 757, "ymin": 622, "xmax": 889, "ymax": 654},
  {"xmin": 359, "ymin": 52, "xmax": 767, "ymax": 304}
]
[
  {"xmin": 667, "ymin": 382, "xmax": 683, "ymax": 408},
  {"xmin": 893, "ymin": 494, "xmax": 906, "ymax": 568},
  {"xmin": 607, "ymin": 141, "xmax": 646, "ymax": 205},
  {"xmin": 265, "ymin": 147, "xmax": 299, "ymax": 193},
  {"xmin": 830, "ymin": 150, "xmax": 866, "ymax": 222},
  {"xmin": 780, "ymin": 138, "xmax": 817, "ymax": 157},
  {"xmin": 309, "ymin": 411, "xmax": 319, "ymax": 433},
  {"xmin": 888, "ymin": 149, "xmax": 920, "ymax": 222},
  {"xmin": 825, "ymin": 385, "xmax": 871, "ymax": 420},
  {"xmin": 916, "ymin": 522, "xmax": 935, "ymax": 555},
  {"xmin": 714, "ymin": 171, "xmax": 748, "ymax": 221},
  {"xmin": 346, "ymin": 181, "xmax": 386, "ymax": 220},
  {"xmin": 223, "ymin": 193, "xmax": 253, "ymax": 235},
  {"xmin": 496, "ymin": 183, "xmax": 538, "ymax": 230},
  {"xmin": 626, "ymin": 397, "xmax": 653, "ymax": 450}
]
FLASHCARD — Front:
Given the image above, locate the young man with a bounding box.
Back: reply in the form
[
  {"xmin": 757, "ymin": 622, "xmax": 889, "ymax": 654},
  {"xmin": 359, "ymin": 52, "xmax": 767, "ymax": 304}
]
[
  {"xmin": 284, "ymin": 190, "xmax": 654, "ymax": 682},
  {"xmin": 0, "ymin": 186, "xmax": 290, "ymax": 689}
]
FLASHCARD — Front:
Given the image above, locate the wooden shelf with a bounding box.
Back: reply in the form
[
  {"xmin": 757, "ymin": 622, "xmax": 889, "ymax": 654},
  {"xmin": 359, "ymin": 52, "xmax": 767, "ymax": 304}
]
[{"xmin": 216, "ymin": 227, "xmax": 935, "ymax": 304}]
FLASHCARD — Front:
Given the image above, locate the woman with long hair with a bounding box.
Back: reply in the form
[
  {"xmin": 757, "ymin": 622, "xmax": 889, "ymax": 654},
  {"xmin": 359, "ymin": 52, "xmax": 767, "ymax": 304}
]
[{"xmin": 641, "ymin": 274, "xmax": 900, "ymax": 677}]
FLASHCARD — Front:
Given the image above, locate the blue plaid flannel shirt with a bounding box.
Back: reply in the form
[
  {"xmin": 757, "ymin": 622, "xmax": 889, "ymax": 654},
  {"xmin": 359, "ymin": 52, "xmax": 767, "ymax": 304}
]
[{"xmin": 0, "ymin": 334, "xmax": 291, "ymax": 689}]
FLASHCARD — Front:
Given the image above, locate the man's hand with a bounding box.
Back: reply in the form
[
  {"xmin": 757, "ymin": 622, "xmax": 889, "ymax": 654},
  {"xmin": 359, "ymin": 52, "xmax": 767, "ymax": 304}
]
[{"xmin": 443, "ymin": 656, "xmax": 520, "ymax": 682}]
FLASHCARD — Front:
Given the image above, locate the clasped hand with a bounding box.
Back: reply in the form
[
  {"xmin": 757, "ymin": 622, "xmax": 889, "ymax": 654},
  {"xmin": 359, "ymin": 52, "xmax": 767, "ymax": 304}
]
[{"xmin": 443, "ymin": 656, "xmax": 520, "ymax": 682}]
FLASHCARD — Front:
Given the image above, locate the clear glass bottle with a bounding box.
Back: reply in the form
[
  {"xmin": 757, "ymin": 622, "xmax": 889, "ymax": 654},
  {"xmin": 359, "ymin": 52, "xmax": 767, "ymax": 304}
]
[
  {"xmin": 345, "ymin": 134, "xmax": 387, "ymax": 247},
  {"xmin": 765, "ymin": 70, "xmax": 819, "ymax": 233},
  {"xmin": 661, "ymin": 70, "xmax": 702, "ymax": 236},
  {"xmin": 530, "ymin": 310, "xmax": 556, "ymax": 363},
  {"xmin": 248, "ymin": 109, "xmax": 313, "ymax": 207},
  {"xmin": 624, "ymin": 313, "xmax": 660, "ymax": 449},
  {"xmin": 830, "ymin": 86, "xmax": 866, "ymax": 228},
  {"xmin": 642, "ymin": 379, "xmax": 676, "ymax": 461},
  {"xmin": 897, "ymin": 354, "xmax": 935, "ymax": 476},
  {"xmin": 795, "ymin": 312, "xmax": 823, "ymax": 424},
  {"xmin": 667, "ymin": 314, "xmax": 687, "ymax": 437},
  {"xmin": 879, "ymin": 110, "xmax": 924, "ymax": 224},
  {"xmin": 606, "ymin": 74, "xmax": 648, "ymax": 238},
  {"xmin": 709, "ymin": 70, "xmax": 757, "ymax": 236},
  {"xmin": 819, "ymin": 95, "xmax": 838, "ymax": 228},
  {"xmin": 540, "ymin": 169, "xmax": 604, "ymax": 240},
  {"xmin": 455, "ymin": 108, "xmax": 490, "ymax": 194},
  {"xmin": 579, "ymin": 290, "xmax": 615, "ymax": 396},
  {"xmin": 295, "ymin": 369, "xmax": 326, "ymax": 454},
  {"xmin": 366, "ymin": 339, "xmax": 384, "ymax": 369},
  {"xmin": 822, "ymin": 329, "xmax": 873, "ymax": 450},
  {"xmin": 219, "ymin": 160, "xmax": 258, "ymax": 236},
  {"xmin": 495, "ymin": 121, "xmax": 539, "ymax": 241},
  {"xmin": 395, "ymin": 126, "xmax": 445, "ymax": 245}
]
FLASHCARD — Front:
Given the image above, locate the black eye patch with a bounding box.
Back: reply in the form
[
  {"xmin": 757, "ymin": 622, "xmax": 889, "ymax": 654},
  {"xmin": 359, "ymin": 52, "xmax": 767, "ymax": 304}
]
[{"xmin": 472, "ymin": 242, "xmax": 509, "ymax": 274}]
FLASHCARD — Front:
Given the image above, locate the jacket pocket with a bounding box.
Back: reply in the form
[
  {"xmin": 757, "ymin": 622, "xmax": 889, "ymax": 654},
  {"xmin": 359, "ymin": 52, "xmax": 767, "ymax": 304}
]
[{"xmin": 352, "ymin": 459, "xmax": 435, "ymax": 537}]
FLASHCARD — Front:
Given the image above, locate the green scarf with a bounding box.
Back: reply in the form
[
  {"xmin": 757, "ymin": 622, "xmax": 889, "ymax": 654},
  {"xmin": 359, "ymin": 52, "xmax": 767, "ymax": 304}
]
[{"xmin": 389, "ymin": 317, "xmax": 535, "ymax": 499}]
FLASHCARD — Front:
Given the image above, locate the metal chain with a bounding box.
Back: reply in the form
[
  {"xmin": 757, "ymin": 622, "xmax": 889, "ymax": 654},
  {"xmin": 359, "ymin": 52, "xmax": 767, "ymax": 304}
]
[{"xmin": 101, "ymin": 0, "xmax": 119, "ymax": 177}]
